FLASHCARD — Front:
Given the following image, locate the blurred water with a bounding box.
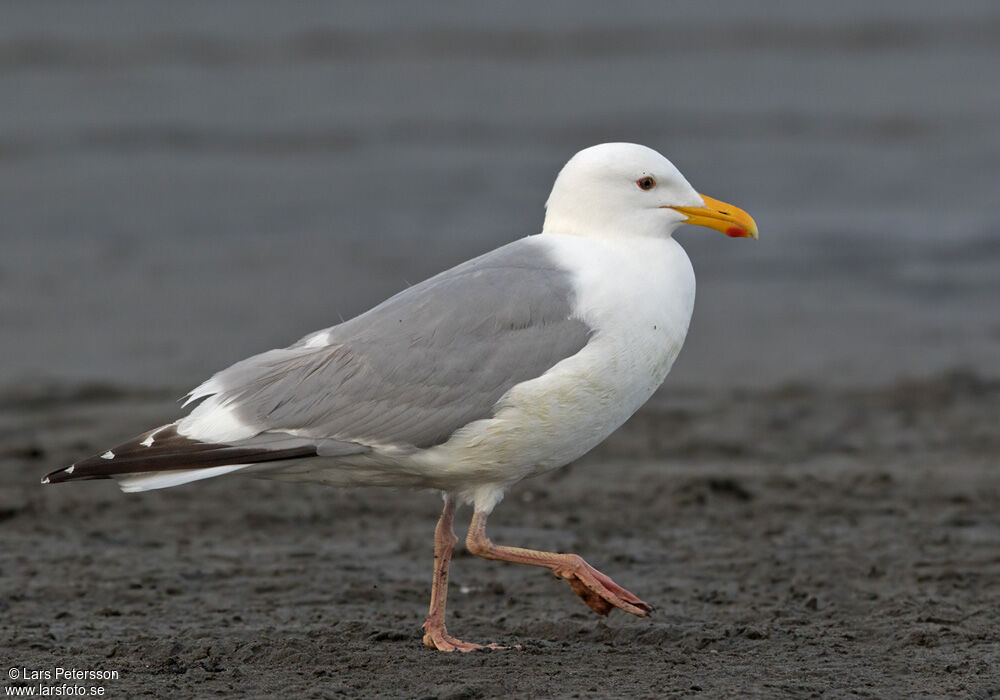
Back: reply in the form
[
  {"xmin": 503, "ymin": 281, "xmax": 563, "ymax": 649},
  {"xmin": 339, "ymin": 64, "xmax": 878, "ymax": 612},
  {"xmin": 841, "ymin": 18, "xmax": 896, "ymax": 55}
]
[{"xmin": 2, "ymin": 1, "xmax": 998, "ymax": 390}]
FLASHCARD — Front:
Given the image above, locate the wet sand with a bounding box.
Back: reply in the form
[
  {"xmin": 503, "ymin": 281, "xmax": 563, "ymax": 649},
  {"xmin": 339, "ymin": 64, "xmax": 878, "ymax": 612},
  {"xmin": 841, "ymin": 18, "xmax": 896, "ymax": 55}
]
[{"xmin": 3, "ymin": 373, "xmax": 998, "ymax": 697}]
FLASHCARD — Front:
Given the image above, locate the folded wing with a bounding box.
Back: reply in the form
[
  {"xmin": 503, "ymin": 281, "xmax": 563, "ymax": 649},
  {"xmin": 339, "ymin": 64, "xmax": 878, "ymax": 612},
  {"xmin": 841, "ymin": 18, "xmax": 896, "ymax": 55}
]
[{"xmin": 44, "ymin": 237, "xmax": 592, "ymax": 488}]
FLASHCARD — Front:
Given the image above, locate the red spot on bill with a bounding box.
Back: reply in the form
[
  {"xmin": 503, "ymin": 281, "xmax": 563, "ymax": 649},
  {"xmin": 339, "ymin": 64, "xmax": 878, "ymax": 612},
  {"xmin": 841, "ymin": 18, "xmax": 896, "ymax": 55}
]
[{"xmin": 726, "ymin": 226, "xmax": 746, "ymax": 237}]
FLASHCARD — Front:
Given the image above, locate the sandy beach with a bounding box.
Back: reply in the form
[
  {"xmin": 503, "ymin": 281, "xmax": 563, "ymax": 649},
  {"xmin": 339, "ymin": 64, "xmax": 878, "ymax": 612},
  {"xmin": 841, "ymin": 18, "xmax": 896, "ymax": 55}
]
[{"xmin": 3, "ymin": 373, "xmax": 998, "ymax": 697}]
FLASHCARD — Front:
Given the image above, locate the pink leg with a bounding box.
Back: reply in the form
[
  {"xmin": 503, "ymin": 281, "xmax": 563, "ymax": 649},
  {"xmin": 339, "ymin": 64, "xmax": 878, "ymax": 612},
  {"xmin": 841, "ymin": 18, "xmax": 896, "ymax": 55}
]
[
  {"xmin": 421, "ymin": 496, "xmax": 503, "ymax": 652},
  {"xmin": 466, "ymin": 510, "xmax": 652, "ymax": 617}
]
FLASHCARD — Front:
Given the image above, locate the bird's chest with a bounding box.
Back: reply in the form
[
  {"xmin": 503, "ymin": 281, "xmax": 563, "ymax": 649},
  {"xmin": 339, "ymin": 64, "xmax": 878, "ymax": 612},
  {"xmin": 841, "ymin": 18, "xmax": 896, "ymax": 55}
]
[
  {"xmin": 497, "ymin": 236, "xmax": 696, "ymax": 469},
  {"xmin": 570, "ymin": 236, "xmax": 695, "ymax": 391}
]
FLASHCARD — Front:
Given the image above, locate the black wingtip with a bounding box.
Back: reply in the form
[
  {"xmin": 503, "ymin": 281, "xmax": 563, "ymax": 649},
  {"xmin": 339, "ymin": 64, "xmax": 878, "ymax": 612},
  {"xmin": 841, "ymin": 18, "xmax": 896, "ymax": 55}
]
[
  {"xmin": 42, "ymin": 464, "xmax": 112, "ymax": 484},
  {"xmin": 41, "ymin": 465, "xmax": 68, "ymax": 484},
  {"xmin": 44, "ymin": 422, "xmax": 320, "ymax": 486}
]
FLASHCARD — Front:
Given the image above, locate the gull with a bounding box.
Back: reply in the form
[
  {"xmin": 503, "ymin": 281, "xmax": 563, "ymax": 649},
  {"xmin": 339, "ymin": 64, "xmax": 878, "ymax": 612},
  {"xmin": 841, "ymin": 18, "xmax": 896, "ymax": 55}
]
[{"xmin": 43, "ymin": 143, "xmax": 757, "ymax": 651}]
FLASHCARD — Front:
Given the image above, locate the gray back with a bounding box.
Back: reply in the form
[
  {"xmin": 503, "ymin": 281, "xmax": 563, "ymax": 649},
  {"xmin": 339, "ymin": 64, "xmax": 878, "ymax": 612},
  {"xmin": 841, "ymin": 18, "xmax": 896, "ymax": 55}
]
[{"xmin": 203, "ymin": 237, "xmax": 592, "ymax": 449}]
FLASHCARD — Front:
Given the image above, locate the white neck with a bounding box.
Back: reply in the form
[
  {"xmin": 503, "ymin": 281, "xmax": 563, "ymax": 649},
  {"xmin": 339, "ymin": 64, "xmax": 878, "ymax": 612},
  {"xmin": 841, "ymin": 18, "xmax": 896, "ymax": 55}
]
[
  {"xmin": 541, "ymin": 188, "xmax": 689, "ymax": 240},
  {"xmin": 541, "ymin": 210, "xmax": 682, "ymax": 240}
]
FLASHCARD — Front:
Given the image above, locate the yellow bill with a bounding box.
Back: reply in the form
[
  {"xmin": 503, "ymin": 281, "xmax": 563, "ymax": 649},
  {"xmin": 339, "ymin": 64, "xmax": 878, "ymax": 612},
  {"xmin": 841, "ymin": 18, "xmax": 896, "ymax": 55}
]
[{"xmin": 667, "ymin": 194, "xmax": 758, "ymax": 239}]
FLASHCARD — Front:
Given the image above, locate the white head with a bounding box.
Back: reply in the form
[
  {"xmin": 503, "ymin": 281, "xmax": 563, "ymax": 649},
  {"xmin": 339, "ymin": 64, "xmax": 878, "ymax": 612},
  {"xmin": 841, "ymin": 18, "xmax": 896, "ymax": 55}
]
[{"xmin": 542, "ymin": 143, "xmax": 757, "ymax": 241}]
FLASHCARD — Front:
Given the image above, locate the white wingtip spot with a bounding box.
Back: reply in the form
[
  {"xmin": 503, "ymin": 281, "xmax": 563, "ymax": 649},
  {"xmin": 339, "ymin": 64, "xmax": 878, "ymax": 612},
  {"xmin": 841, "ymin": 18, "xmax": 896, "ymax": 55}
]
[
  {"xmin": 140, "ymin": 435, "xmax": 155, "ymax": 447},
  {"xmin": 41, "ymin": 476, "xmax": 50, "ymax": 484},
  {"xmin": 66, "ymin": 465, "xmax": 76, "ymax": 474},
  {"xmin": 101, "ymin": 450, "xmax": 115, "ymax": 460}
]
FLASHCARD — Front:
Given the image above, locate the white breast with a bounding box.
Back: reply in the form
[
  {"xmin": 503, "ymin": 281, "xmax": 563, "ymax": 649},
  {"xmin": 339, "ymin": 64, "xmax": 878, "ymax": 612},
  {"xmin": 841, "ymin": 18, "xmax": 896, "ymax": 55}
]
[{"xmin": 419, "ymin": 233, "xmax": 696, "ymax": 492}]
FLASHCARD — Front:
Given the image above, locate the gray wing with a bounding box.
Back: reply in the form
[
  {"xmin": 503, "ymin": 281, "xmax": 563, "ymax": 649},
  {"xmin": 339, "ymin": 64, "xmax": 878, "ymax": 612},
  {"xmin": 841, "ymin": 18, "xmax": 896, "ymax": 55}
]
[{"xmin": 187, "ymin": 236, "xmax": 592, "ymax": 449}]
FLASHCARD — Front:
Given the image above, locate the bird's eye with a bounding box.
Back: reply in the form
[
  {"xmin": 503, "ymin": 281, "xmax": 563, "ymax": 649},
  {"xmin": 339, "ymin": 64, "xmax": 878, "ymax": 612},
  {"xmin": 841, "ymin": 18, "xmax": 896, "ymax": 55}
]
[{"xmin": 636, "ymin": 176, "xmax": 656, "ymax": 191}]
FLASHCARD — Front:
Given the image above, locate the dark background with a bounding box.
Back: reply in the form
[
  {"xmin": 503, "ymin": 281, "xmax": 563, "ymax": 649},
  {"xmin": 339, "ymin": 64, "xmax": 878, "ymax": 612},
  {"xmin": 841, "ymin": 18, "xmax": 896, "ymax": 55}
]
[
  {"xmin": 2, "ymin": 0, "xmax": 998, "ymax": 390},
  {"xmin": 2, "ymin": 2, "xmax": 999, "ymax": 697}
]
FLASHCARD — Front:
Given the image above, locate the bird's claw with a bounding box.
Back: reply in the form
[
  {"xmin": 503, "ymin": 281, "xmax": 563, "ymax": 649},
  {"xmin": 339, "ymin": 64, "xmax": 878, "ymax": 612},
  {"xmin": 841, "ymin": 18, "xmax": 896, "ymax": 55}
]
[
  {"xmin": 422, "ymin": 628, "xmax": 508, "ymax": 652},
  {"xmin": 554, "ymin": 556, "xmax": 652, "ymax": 617}
]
